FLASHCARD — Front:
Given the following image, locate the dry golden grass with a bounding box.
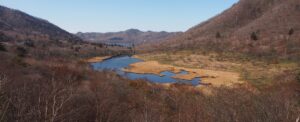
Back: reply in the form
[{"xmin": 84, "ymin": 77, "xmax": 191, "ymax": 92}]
[
  {"xmin": 175, "ymin": 68, "xmax": 242, "ymax": 87},
  {"xmin": 123, "ymin": 61, "xmax": 182, "ymax": 76},
  {"xmin": 134, "ymin": 51, "xmax": 299, "ymax": 88},
  {"xmin": 135, "ymin": 52, "xmax": 241, "ymax": 72},
  {"xmin": 124, "ymin": 60, "xmax": 243, "ymax": 88},
  {"xmin": 85, "ymin": 56, "xmax": 111, "ymax": 63}
]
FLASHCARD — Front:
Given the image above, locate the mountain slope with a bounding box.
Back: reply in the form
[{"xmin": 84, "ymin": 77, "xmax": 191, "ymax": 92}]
[
  {"xmin": 76, "ymin": 29, "xmax": 181, "ymax": 45},
  {"xmin": 161, "ymin": 0, "xmax": 300, "ymax": 60},
  {"xmin": 0, "ymin": 5, "xmax": 80, "ymax": 42}
]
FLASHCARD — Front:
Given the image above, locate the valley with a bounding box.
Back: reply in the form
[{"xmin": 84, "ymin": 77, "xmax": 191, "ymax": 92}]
[{"xmin": 0, "ymin": 0, "xmax": 299, "ymax": 121}]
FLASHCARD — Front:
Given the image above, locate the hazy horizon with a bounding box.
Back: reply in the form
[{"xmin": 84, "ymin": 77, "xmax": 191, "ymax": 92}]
[{"xmin": 1, "ymin": 0, "xmax": 238, "ymax": 33}]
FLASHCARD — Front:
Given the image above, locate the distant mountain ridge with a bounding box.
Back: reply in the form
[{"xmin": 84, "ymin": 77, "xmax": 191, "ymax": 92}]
[
  {"xmin": 0, "ymin": 5, "xmax": 80, "ymax": 42},
  {"xmin": 160, "ymin": 0, "xmax": 300, "ymax": 60},
  {"xmin": 76, "ymin": 29, "xmax": 181, "ymax": 45}
]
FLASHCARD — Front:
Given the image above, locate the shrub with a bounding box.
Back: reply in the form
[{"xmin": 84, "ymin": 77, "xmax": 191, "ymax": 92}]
[
  {"xmin": 0, "ymin": 73, "xmax": 7, "ymax": 88},
  {"xmin": 295, "ymin": 4, "xmax": 300, "ymax": 11},
  {"xmin": 11, "ymin": 56, "xmax": 27, "ymax": 67},
  {"xmin": 288, "ymin": 28, "xmax": 294, "ymax": 36},
  {"xmin": 216, "ymin": 32, "xmax": 221, "ymax": 38},
  {"xmin": 74, "ymin": 47, "xmax": 80, "ymax": 52},
  {"xmin": 0, "ymin": 43, "xmax": 6, "ymax": 51},
  {"xmin": 16, "ymin": 46, "xmax": 27, "ymax": 57},
  {"xmin": 0, "ymin": 32, "xmax": 11, "ymax": 42},
  {"xmin": 296, "ymin": 70, "xmax": 300, "ymax": 83},
  {"xmin": 251, "ymin": 32, "xmax": 258, "ymax": 41},
  {"xmin": 24, "ymin": 39, "xmax": 35, "ymax": 47}
]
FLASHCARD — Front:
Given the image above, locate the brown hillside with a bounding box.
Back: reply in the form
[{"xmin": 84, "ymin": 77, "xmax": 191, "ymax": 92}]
[
  {"xmin": 0, "ymin": 5, "xmax": 81, "ymax": 42},
  {"xmin": 76, "ymin": 29, "xmax": 181, "ymax": 45},
  {"xmin": 160, "ymin": 0, "xmax": 300, "ymax": 60}
]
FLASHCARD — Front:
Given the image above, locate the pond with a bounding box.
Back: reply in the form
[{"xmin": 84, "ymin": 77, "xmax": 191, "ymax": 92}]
[{"xmin": 91, "ymin": 56, "xmax": 201, "ymax": 86}]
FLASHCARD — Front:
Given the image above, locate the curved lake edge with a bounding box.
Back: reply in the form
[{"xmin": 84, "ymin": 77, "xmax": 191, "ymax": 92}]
[
  {"xmin": 90, "ymin": 55, "xmax": 202, "ymax": 86},
  {"xmin": 123, "ymin": 68, "xmax": 203, "ymax": 83},
  {"xmin": 120, "ymin": 55, "xmax": 244, "ymax": 87},
  {"xmin": 123, "ymin": 68, "xmax": 205, "ymax": 83}
]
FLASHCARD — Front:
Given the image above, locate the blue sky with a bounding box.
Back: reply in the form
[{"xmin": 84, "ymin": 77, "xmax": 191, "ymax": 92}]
[{"xmin": 1, "ymin": 0, "xmax": 238, "ymax": 33}]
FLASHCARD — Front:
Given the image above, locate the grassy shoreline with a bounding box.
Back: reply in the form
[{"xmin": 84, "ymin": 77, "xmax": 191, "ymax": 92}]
[
  {"xmin": 133, "ymin": 51, "xmax": 299, "ymax": 88},
  {"xmin": 86, "ymin": 52, "xmax": 298, "ymax": 90},
  {"xmin": 124, "ymin": 58, "xmax": 243, "ymax": 88},
  {"xmin": 85, "ymin": 56, "xmax": 111, "ymax": 63}
]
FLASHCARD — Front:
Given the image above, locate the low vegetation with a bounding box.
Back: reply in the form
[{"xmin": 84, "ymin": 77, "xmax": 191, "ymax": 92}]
[
  {"xmin": 0, "ymin": 1, "xmax": 299, "ymax": 121},
  {"xmin": 251, "ymin": 31, "xmax": 259, "ymax": 41},
  {"xmin": 0, "ymin": 43, "xmax": 6, "ymax": 51},
  {"xmin": 85, "ymin": 56, "xmax": 111, "ymax": 63},
  {"xmin": 0, "ymin": 37, "xmax": 298, "ymax": 121},
  {"xmin": 124, "ymin": 59, "xmax": 242, "ymax": 88},
  {"xmin": 135, "ymin": 50, "xmax": 299, "ymax": 88}
]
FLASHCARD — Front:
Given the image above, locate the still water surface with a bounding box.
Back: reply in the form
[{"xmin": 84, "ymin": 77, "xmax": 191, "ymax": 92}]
[{"xmin": 91, "ymin": 56, "xmax": 200, "ymax": 86}]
